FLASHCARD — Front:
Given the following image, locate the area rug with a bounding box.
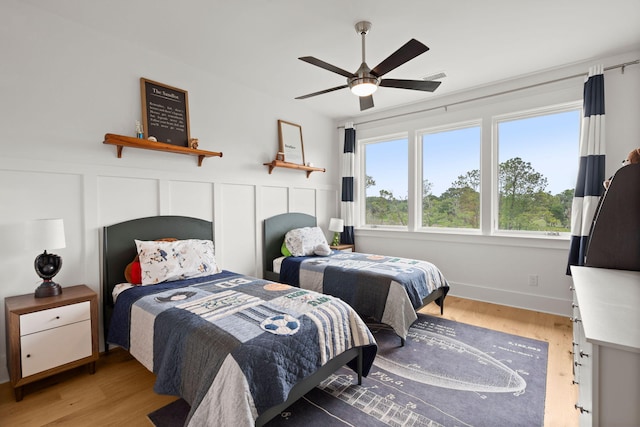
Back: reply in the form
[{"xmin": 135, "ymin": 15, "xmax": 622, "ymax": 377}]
[{"xmin": 148, "ymin": 313, "xmax": 548, "ymax": 427}]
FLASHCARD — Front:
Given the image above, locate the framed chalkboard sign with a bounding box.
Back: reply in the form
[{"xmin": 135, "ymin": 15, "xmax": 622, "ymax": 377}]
[{"xmin": 140, "ymin": 78, "xmax": 190, "ymax": 147}]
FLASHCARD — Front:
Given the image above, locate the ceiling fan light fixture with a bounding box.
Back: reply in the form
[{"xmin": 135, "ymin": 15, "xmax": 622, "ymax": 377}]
[
  {"xmin": 350, "ymin": 82, "xmax": 378, "ymax": 97},
  {"xmin": 349, "ymin": 76, "xmax": 379, "ymax": 97}
]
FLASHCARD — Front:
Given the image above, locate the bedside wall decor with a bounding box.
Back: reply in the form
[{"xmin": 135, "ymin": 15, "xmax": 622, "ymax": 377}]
[
  {"xmin": 140, "ymin": 78, "xmax": 190, "ymax": 147},
  {"xmin": 278, "ymin": 120, "xmax": 305, "ymax": 165},
  {"xmin": 264, "ymin": 120, "xmax": 326, "ymax": 177}
]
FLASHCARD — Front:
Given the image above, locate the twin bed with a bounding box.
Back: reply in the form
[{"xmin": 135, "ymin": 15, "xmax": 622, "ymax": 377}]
[
  {"xmin": 103, "ymin": 213, "xmax": 450, "ymax": 426},
  {"xmin": 103, "ymin": 215, "xmax": 376, "ymax": 426},
  {"xmin": 263, "ymin": 212, "xmax": 450, "ymax": 344}
]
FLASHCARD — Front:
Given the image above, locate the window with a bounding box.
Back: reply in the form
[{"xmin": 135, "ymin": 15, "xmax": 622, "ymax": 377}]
[
  {"xmin": 356, "ymin": 102, "xmax": 581, "ymax": 238},
  {"xmin": 495, "ymin": 107, "xmax": 581, "ymax": 233},
  {"xmin": 362, "ymin": 136, "xmax": 408, "ymax": 226},
  {"xmin": 421, "ymin": 124, "xmax": 481, "ymax": 229}
]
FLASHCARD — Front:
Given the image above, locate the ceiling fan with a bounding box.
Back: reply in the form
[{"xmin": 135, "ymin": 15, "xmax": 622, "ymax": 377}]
[{"xmin": 296, "ymin": 21, "xmax": 441, "ymax": 111}]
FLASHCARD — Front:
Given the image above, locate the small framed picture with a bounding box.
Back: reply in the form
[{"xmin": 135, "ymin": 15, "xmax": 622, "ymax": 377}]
[{"xmin": 277, "ymin": 120, "xmax": 305, "ymax": 165}]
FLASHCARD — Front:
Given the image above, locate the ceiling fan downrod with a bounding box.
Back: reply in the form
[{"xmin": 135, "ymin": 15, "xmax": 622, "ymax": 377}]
[{"xmin": 351, "ymin": 21, "xmax": 379, "ymax": 95}]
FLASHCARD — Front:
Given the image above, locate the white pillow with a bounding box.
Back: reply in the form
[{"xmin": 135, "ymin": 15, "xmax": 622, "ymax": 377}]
[
  {"xmin": 314, "ymin": 243, "xmax": 332, "ymax": 256},
  {"xmin": 284, "ymin": 226, "xmax": 329, "ymax": 257},
  {"xmin": 135, "ymin": 239, "xmax": 221, "ymax": 285}
]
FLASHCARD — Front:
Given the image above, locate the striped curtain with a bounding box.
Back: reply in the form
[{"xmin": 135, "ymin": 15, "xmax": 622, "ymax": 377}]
[
  {"xmin": 567, "ymin": 65, "xmax": 606, "ymax": 274},
  {"xmin": 341, "ymin": 123, "xmax": 355, "ymax": 245}
]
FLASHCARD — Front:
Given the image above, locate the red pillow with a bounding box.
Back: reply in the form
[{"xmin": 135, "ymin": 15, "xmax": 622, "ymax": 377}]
[
  {"xmin": 124, "ymin": 238, "xmax": 175, "ymax": 285},
  {"xmin": 124, "ymin": 260, "xmax": 142, "ymax": 285}
]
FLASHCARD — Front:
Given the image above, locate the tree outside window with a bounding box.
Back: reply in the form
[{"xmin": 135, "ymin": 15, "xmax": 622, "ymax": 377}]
[
  {"xmin": 422, "ymin": 125, "xmax": 481, "ymax": 229},
  {"xmin": 496, "ymin": 109, "xmax": 580, "ymax": 232},
  {"xmin": 363, "ymin": 137, "xmax": 408, "ymax": 226}
]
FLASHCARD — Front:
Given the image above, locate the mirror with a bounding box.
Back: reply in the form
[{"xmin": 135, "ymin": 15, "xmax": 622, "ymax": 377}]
[{"xmin": 278, "ymin": 120, "xmax": 305, "ymax": 165}]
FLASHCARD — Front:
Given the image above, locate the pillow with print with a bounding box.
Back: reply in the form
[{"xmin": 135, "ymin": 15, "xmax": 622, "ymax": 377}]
[{"xmin": 135, "ymin": 239, "xmax": 221, "ymax": 285}]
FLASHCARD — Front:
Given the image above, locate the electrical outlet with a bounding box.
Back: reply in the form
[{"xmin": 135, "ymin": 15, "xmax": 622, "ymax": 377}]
[{"xmin": 528, "ymin": 275, "xmax": 539, "ymax": 286}]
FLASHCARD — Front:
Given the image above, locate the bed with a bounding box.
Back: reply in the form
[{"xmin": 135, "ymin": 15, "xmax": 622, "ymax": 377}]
[
  {"xmin": 102, "ymin": 215, "xmax": 377, "ymax": 427},
  {"xmin": 263, "ymin": 213, "xmax": 450, "ymax": 345}
]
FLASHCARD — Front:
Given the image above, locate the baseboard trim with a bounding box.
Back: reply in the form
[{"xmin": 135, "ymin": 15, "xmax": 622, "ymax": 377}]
[{"xmin": 446, "ymin": 281, "xmax": 571, "ymax": 317}]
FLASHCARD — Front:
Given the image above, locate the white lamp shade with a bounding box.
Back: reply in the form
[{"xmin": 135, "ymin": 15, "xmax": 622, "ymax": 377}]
[
  {"xmin": 29, "ymin": 218, "xmax": 66, "ymax": 250},
  {"xmin": 328, "ymin": 218, "xmax": 344, "ymax": 233}
]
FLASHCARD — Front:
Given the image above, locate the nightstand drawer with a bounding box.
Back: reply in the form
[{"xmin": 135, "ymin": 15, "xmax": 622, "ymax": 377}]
[
  {"xmin": 20, "ymin": 301, "xmax": 90, "ymax": 335},
  {"xmin": 21, "ymin": 319, "xmax": 92, "ymax": 377}
]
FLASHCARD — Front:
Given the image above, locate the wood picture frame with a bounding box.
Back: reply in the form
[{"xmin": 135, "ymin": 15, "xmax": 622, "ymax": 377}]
[
  {"xmin": 140, "ymin": 78, "xmax": 190, "ymax": 147},
  {"xmin": 278, "ymin": 120, "xmax": 305, "ymax": 165}
]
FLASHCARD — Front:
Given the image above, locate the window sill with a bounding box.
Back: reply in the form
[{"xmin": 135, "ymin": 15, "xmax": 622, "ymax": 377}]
[{"xmin": 355, "ymin": 227, "xmax": 570, "ymax": 250}]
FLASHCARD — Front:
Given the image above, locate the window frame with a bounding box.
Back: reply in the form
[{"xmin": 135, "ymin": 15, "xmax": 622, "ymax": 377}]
[
  {"xmin": 417, "ymin": 119, "xmax": 483, "ymax": 232},
  {"xmin": 357, "ymin": 132, "xmax": 409, "ymax": 230},
  {"xmin": 490, "ymin": 101, "xmax": 582, "ymax": 237}
]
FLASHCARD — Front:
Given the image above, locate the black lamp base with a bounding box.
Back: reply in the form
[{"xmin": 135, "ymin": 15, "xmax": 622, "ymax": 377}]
[{"xmin": 35, "ymin": 281, "xmax": 62, "ymax": 298}]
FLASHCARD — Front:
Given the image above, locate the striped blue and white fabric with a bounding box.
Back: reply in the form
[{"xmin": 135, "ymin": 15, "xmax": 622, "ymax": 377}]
[
  {"xmin": 341, "ymin": 123, "xmax": 355, "ymax": 245},
  {"xmin": 567, "ymin": 65, "xmax": 606, "ymax": 274}
]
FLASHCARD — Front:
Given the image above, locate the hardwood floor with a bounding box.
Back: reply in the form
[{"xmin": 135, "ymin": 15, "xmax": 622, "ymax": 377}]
[{"xmin": 0, "ymin": 296, "xmax": 578, "ymax": 426}]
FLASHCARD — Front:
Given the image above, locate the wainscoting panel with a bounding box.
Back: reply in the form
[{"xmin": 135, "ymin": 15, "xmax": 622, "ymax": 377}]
[
  {"xmin": 314, "ymin": 188, "xmax": 340, "ymax": 234},
  {"xmin": 289, "ymin": 187, "xmax": 316, "ymax": 215},
  {"xmin": 97, "ymin": 176, "xmax": 159, "ymax": 226},
  {"xmin": 261, "ymin": 186, "xmax": 289, "ymax": 220},
  {"xmin": 167, "ymin": 180, "xmax": 214, "ymax": 221},
  {"xmin": 218, "ymin": 183, "xmax": 256, "ymax": 276}
]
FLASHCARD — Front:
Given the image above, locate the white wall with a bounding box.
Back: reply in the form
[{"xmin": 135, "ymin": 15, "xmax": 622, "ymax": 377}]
[
  {"xmin": 338, "ymin": 50, "xmax": 640, "ymax": 317},
  {"xmin": 0, "ymin": 2, "xmax": 339, "ymax": 383}
]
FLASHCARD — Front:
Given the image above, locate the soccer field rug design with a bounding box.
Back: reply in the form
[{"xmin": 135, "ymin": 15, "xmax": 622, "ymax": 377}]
[{"xmin": 148, "ymin": 313, "xmax": 548, "ymax": 427}]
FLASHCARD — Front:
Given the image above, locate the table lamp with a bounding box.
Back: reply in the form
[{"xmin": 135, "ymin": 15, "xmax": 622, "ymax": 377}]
[
  {"xmin": 328, "ymin": 218, "xmax": 344, "ymax": 246},
  {"xmin": 29, "ymin": 219, "xmax": 66, "ymax": 298}
]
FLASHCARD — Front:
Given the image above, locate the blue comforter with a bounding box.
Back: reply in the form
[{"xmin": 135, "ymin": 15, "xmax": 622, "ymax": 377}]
[
  {"xmin": 280, "ymin": 252, "xmax": 450, "ymax": 339},
  {"xmin": 108, "ymin": 271, "xmax": 377, "ymax": 426}
]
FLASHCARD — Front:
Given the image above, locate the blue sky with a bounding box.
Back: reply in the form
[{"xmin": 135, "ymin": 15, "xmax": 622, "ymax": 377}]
[{"xmin": 365, "ymin": 109, "xmax": 581, "ymax": 198}]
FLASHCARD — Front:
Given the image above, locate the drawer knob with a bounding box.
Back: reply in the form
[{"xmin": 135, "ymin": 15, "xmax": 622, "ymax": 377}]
[
  {"xmin": 56, "ymin": 316, "xmax": 60, "ymax": 319},
  {"xmin": 575, "ymin": 404, "xmax": 590, "ymax": 414},
  {"xmin": 579, "ymin": 351, "xmax": 590, "ymax": 358},
  {"xmin": 570, "ymin": 317, "xmax": 581, "ymax": 323},
  {"xmin": 26, "ymin": 354, "xmax": 31, "ymax": 358},
  {"xmin": 571, "ymin": 303, "xmax": 578, "ymax": 308},
  {"xmin": 574, "ymin": 361, "xmax": 582, "ymax": 367},
  {"xmin": 572, "ymin": 380, "xmax": 579, "ymax": 385}
]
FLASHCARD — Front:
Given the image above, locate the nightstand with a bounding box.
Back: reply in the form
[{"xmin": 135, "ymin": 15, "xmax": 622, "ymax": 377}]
[
  {"xmin": 330, "ymin": 244, "xmax": 355, "ymax": 252},
  {"xmin": 5, "ymin": 284, "xmax": 99, "ymax": 401}
]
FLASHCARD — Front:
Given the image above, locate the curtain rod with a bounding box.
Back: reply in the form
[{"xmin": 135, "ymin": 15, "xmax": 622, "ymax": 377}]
[{"xmin": 337, "ymin": 59, "xmax": 640, "ymax": 129}]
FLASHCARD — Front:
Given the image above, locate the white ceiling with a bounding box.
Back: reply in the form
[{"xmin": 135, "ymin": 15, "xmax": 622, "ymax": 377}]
[{"xmin": 26, "ymin": 0, "xmax": 640, "ymax": 120}]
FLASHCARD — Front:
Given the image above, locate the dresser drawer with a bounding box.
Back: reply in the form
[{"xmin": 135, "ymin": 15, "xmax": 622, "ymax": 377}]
[
  {"xmin": 21, "ymin": 319, "xmax": 92, "ymax": 377},
  {"xmin": 20, "ymin": 301, "xmax": 90, "ymax": 336}
]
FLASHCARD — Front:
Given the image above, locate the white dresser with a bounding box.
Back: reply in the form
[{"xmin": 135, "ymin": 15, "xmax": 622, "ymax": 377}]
[{"xmin": 570, "ymin": 266, "xmax": 640, "ymax": 427}]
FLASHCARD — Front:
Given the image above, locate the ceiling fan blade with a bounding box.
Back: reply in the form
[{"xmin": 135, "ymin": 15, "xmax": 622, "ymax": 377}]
[
  {"xmin": 380, "ymin": 78, "xmax": 441, "ymax": 92},
  {"xmin": 299, "ymin": 56, "xmax": 355, "ymax": 78},
  {"xmin": 359, "ymin": 95, "xmax": 374, "ymax": 111},
  {"xmin": 295, "ymin": 85, "xmax": 348, "ymax": 99},
  {"xmin": 371, "ymin": 39, "xmax": 429, "ymax": 77}
]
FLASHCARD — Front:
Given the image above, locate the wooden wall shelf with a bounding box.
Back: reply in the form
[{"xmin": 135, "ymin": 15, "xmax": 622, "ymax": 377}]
[
  {"xmin": 263, "ymin": 160, "xmax": 326, "ymax": 178},
  {"xmin": 103, "ymin": 133, "xmax": 222, "ymax": 166}
]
